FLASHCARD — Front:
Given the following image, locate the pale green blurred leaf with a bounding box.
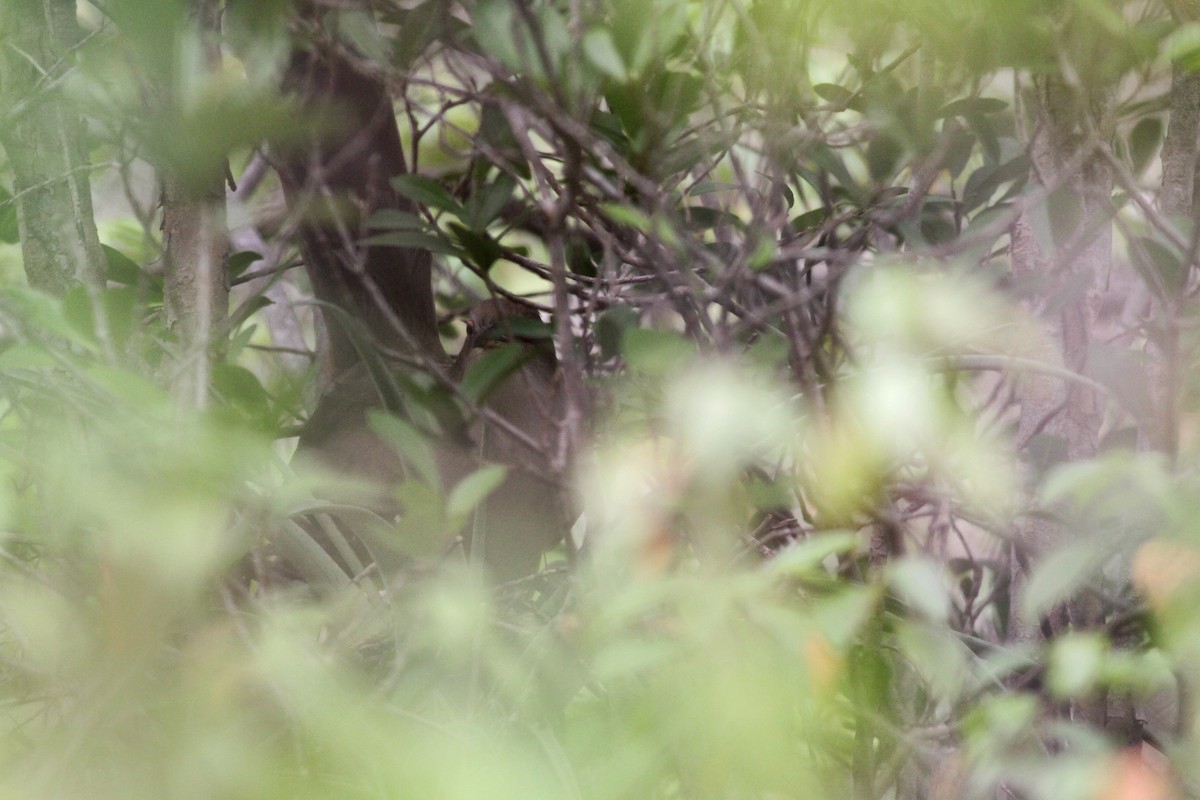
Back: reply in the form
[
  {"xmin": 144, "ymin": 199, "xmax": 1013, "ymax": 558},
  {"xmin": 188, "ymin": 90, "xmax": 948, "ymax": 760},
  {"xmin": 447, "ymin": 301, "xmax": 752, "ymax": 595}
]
[
  {"xmin": 889, "ymin": 556, "xmax": 952, "ymax": 622},
  {"xmin": 1021, "ymin": 540, "xmax": 1108, "ymax": 622},
  {"xmin": 447, "ymin": 464, "xmax": 507, "ymax": 522}
]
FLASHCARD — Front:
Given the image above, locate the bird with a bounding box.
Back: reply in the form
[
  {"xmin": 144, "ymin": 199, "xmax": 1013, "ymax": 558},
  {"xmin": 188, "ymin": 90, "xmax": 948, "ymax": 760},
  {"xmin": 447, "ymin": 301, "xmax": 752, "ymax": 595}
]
[
  {"xmin": 452, "ymin": 299, "xmax": 569, "ymax": 580},
  {"xmin": 292, "ymin": 298, "xmax": 569, "ymax": 585}
]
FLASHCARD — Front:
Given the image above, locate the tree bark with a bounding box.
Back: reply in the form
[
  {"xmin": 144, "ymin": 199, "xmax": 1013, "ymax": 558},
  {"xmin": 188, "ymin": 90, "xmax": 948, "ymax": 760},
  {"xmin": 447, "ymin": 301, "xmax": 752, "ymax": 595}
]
[
  {"xmin": 274, "ymin": 16, "xmax": 444, "ymax": 373},
  {"xmin": 1140, "ymin": 62, "xmax": 1200, "ymax": 459},
  {"xmin": 0, "ymin": 0, "xmax": 106, "ymax": 296},
  {"xmin": 1009, "ymin": 49, "xmax": 1114, "ymax": 729},
  {"xmin": 160, "ymin": 0, "xmax": 229, "ymax": 408}
]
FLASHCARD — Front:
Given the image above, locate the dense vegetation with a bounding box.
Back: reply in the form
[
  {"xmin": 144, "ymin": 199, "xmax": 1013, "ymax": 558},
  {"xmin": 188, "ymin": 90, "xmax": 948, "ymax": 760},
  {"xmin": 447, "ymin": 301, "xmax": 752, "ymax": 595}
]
[{"xmin": 1, "ymin": 1, "xmax": 1199, "ymax": 798}]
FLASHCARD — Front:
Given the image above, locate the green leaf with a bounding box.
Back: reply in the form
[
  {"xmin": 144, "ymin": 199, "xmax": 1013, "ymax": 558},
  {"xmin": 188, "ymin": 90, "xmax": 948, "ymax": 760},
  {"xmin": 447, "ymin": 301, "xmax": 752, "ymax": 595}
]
[
  {"xmin": 944, "ymin": 125, "xmax": 975, "ymax": 179},
  {"xmin": 791, "ymin": 208, "xmax": 827, "ymax": 234},
  {"xmin": 367, "ymin": 209, "xmax": 426, "ymax": 231},
  {"xmin": 866, "ymin": 133, "xmax": 903, "ymax": 182},
  {"xmin": 961, "ymin": 154, "xmax": 1028, "ymax": 212},
  {"xmin": 808, "ymin": 146, "xmax": 859, "ymax": 196},
  {"xmin": 308, "ymin": 300, "xmax": 407, "ymax": 418},
  {"xmin": 212, "ymin": 363, "xmax": 272, "ymax": 421},
  {"xmin": 622, "ymin": 328, "xmax": 694, "ymax": 375},
  {"xmin": 602, "ymin": 203, "xmax": 653, "ymax": 233},
  {"xmin": 388, "ymin": 0, "xmax": 447, "ymax": 71},
  {"xmin": 964, "ymin": 694, "xmax": 1039, "ymax": 745},
  {"xmin": 767, "ymin": 531, "xmax": 859, "ymax": 576},
  {"xmin": 812, "ymin": 585, "xmax": 883, "ymax": 649},
  {"xmin": 473, "ymin": 0, "xmax": 520, "ymax": 69},
  {"xmin": 0, "ymin": 186, "xmax": 18, "ymax": 243},
  {"xmin": 86, "ymin": 363, "xmax": 169, "ymax": 409},
  {"xmin": 688, "ymin": 182, "xmax": 739, "ymax": 196},
  {"xmin": 272, "ymin": 517, "xmax": 355, "ymax": 588},
  {"xmin": 63, "ymin": 284, "xmax": 142, "ymax": 350},
  {"xmin": 0, "ymin": 286, "xmax": 96, "ymax": 352},
  {"xmin": 1130, "ymin": 235, "xmax": 1187, "ymax": 298},
  {"xmin": 478, "ymin": 103, "xmax": 528, "ymax": 176},
  {"xmin": 460, "ymin": 343, "xmax": 531, "ymax": 405},
  {"xmin": 227, "ymin": 323, "xmax": 257, "ymax": 360},
  {"xmin": 391, "ymin": 480, "xmax": 450, "ymax": 556},
  {"xmin": 102, "ymin": 245, "xmax": 143, "ymax": 286},
  {"xmin": 0, "ymin": 343, "xmax": 55, "ymax": 370},
  {"xmin": 813, "ymin": 83, "xmax": 853, "ymax": 105},
  {"xmin": 1166, "ymin": 23, "xmax": 1200, "ymax": 69},
  {"xmin": 447, "ymin": 222, "xmax": 504, "ymax": 271},
  {"xmin": 896, "ymin": 620, "xmax": 969, "ymax": 702},
  {"xmin": 465, "ymin": 175, "xmax": 516, "ymax": 231},
  {"xmin": 583, "ymin": 29, "xmax": 626, "ymax": 80},
  {"xmin": 228, "ymin": 251, "xmax": 264, "ymax": 280},
  {"xmin": 368, "ymin": 411, "xmax": 442, "ymax": 491},
  {"xmin": 335, "ymin": 8, "xmax": 389, "ymax": 62},
  {"xmin": 683, "ymin": 206, "xmax": 740, "ymax": 231},
  {"xmin": 888, "ymin": 557, "xmax": 952, "ymax": 622},
  {"xmin": 362, "ymin": 231, "xmax": 463, "ymax": 258},
  {"xmin": 566, "ymin": 236, "xmax": 598, "ymax": 277},
  {"xmin": 1128, "ymin": 117, "xmax": 1163, "ymax": 177},
  {"xmin": 937, "ymin": 97, "xmax": 1008, "ymax": 117},
  {"xmin": 390, "ymin": 174, "xmax": 465, "ymax": 216},
  {"xmin": 1046, "ymin": 633, "xmax": 1107, "ymax": 699},
  {"xmin": 596, "ymin": 304, "xmax": 637, "ymax": 358},
  {"xmin": 1021, "ymin": 540, "xmax": 1108, "ymax": 622},
  {"xmin": 447, "ymin": 464, "xmax": 508, "ymax": 522},
  {"xmin": 747, "ymin": 236, "xmax": 775, "ymax": 270},
  {"xmin": 967, "ymin": 112, "xmax": 1000, "ymax": 163}
]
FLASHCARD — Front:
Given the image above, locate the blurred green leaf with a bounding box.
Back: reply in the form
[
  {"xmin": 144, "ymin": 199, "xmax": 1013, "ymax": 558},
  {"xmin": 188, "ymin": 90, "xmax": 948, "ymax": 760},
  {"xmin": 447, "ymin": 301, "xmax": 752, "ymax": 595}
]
[
  {"xmin": 447, "ymin": 464, "xmax": 508, "ymax": 522},
  {"xmin": 1047, "ymin": 633, "xmax": 1107, "ymax": 698},
  {"xmin": 814, "ymin": 82, "xmax": 854, "ymax": 105},
  {"xmin": 0, "ymin": 286, "xmax": 97, "ymax": 352},
  {"xmin": 1128, "ymin": 117, "xmax": 1163, "ymax": 176},
  {"xmin": 390, "ymin": 174, "xmax": 466, "ymax": 216},
  {"xmin": 363, "ymin": 231, "xmax": 464, "ymax": 258},
  {"xmin": 1131, "ymin": 235, "xmax": 1188, "ymax": 297},
  {"xmin": 888, "ymin": 556, "xmax": 952, "ymax": 622},
  {"xmin": 1021, "ymin": 540, "xmax": 1109, "ymax": 622},
  {"xmin": 622, "ymin": 328, "xmax": 694, "ymax": 375},
  {"xmin": 227, "ymin": 250, "xmax": 264, "ymax": 280},
  {"xmin": 0, "ymin": 186, "xmax": 18, "ymax": 243},
  {"xmin": 102, "ymin": 244, "xmax": 143, "ymax": 286},
  {"xmin": 583, "ymin": 29, "xmax": 627, "ymax": 80},
  {"xmin": 867, "ymin": 132, "xmax": 904, "ymax": 181},
  {"xmin": 938, "ymin": 96, "xmax": 1008, "ymax": 117},
  {"xmin": 448, "ymin": 222, "xmax": 504, "ymax": 270},
  {"xmin": 596, "ymin": 304, "xmax": 637, "ymax": 358},
  {"xmin": 460, "ymin": 342, "xmax": 531, "ymax": 404},
  {"xmin": 767, "ymin": 531, "xmax": 859, "ymax": 576},
  {"xmin": 465, "ymin": 175, "xmax": 516, "ymax": 231},
  {"xmin": 212, "ymin": 362, "xmax": 272, "ymax": 425},
  {"xmin": 369, "ymin": 410, "xmax": 442, "ymax": 490}
]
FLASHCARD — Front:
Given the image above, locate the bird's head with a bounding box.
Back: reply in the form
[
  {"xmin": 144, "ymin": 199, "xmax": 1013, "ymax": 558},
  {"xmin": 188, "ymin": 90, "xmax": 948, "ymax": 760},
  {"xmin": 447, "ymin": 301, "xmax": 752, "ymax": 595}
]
[{"xmin": 462, "ymin": 298, "xmax": 545, "ymax": 351}]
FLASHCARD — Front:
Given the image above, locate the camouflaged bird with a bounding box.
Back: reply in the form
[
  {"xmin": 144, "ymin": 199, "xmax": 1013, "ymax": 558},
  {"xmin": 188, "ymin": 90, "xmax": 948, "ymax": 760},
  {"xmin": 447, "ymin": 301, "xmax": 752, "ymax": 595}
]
[{"xmin": 294, "ymin": 298, "xmax": 568, "ymax": 584}]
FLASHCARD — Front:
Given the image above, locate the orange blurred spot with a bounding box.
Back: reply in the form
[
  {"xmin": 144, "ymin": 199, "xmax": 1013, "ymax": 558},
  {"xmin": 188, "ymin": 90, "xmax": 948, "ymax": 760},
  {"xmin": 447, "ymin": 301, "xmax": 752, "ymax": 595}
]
[
  {"xmin": 1132, "ymin": 539, "xmax": 1200, "ymax": 609},
  {"xmin": 634, "ymin": 518, "xmax": 678, "ymax": 578},
  {"xmin": 1097, "ymin": 747, "xmax": 1176, "ymax": 800},
  {"xmin": 803, "ymin": 633, "xmax": 841, "ymax": 690}
]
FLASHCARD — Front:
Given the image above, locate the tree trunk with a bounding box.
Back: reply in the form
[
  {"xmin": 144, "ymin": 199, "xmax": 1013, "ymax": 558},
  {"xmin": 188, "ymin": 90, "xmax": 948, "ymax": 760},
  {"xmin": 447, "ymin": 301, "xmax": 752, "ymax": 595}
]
[
  {"xmin": 1009, "ymin": 49, "xmax": 1114, "ymax": 730},
  {"xmin": 274, "ymin": 16, "xmax": 445, "ymax": 373},
  {"xmin": 0, "ymin": 0, "xmax": 106, "ymax": 295},
  {"xmin": 160, "ymin": 0, "xmax": 229, "ymax": 407},
  {"xmin": 1140, "ymin": 62, "xmax": 1200, "ymax": 460}
]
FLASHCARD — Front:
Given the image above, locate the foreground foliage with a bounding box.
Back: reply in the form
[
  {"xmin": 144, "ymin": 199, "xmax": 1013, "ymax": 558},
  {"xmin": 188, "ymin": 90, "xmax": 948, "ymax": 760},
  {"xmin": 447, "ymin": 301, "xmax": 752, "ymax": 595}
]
[{"xmin": 2, "ymin": 1, "xmax": 1200, "ymax": 799}]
